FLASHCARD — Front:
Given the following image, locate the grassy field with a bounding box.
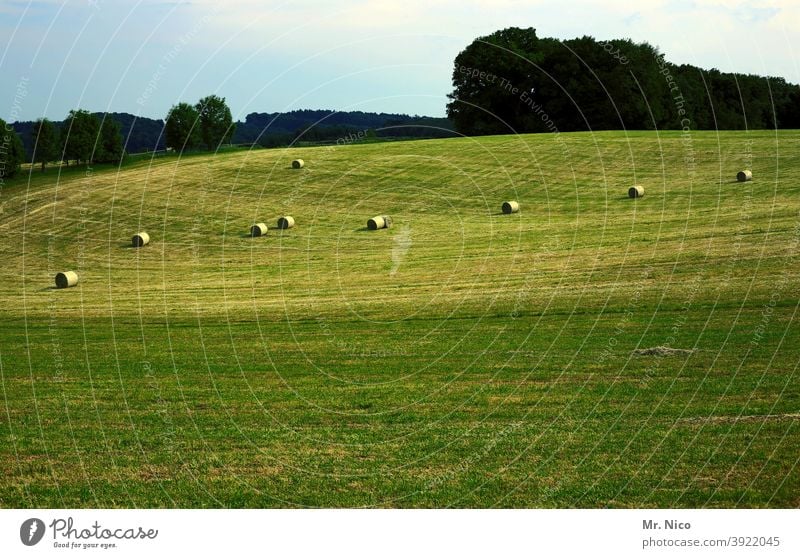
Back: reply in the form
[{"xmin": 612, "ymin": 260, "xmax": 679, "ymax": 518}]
[{"xmin": 0, "ymin": 130, "xmax": 798, "ymax": 508}]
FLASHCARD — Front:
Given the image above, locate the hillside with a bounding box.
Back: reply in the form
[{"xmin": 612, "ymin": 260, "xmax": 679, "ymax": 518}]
[{"xmin": 0, "ymin": 130, "xmax": 798, "ymax": 507}]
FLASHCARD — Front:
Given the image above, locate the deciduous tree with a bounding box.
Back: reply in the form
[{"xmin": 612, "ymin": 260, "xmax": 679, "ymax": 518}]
[
  {"xmin": 165, "ymin": 102, "xmax": 202, "ymax": 151},
  {"xmin": 32, "ymin": 118, "xmax": 59, "ymax": 171},
  {"xmin": 195, "ymin": 95, "xmax": 235, "ymax": 150}
]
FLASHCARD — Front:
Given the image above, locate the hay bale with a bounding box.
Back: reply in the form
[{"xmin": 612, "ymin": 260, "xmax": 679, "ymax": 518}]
[
  {"xmin": 628, "ymin": 185, "xmax": 645, "ymax": 198},
  {"xmin": 737, "ymin": 169, "xmax": 753, "ymax": 182},
  {"xmin": 250, "ymin": 223, "xmax": 268, "ymax": 237},
  {"xmin": 292, "ymin": 159, "xmax": 304, "ymax": 169},
  {"xmin": 277, "ymin": 216, "xmax": 295, "ymax": 229},
  {"xmin": 131, "ymin": 232, "xmax": 150, "ymax": 248},
  {"xmin": 501, "ymin": 201, "xmax": 520, "ymax": 214},
  {"xmin": 367, "ymin": 215, "xmax": 387, "ymax": 230},
  {"xmin": 55, "ymin": 271, "xmax": 78, "ymax": 289},
  {"xmin": 382, "ymin": 215, "xmax": 393, "ymax": 228}
]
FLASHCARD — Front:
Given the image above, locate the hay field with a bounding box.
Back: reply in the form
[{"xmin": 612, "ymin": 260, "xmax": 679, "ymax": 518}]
[{"xmin": 0, "ymin": 130, "xmax": 798, "ymax": 507}]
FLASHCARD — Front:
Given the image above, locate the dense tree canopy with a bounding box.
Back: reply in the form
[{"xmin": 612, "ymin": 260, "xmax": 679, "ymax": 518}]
[
  {"xmin": 236, "ymin": 110, "xmax": 454, "ymax": 147},
  {"xmin": 14, "ymin": 113, "xmax": 165, "ymax": 158},
  {"xmin": 96, "ymin": 116, "xmax": 124, "ymax": 163},
  {"xmin": 1, "ymin": 118, "xmax": 26, "ymax": 179},
  {"xmin": 195, "ymin": 95, "xmax": 235, "ymax": 150},
  {"xmin": 447, "ymin": 27, "xmax": 800, "ymax": 135},
  {"xmin": 165, "ymin": 102, "xmax": 202, "ymax": 151},
  {"xmin": 31, "ymin": 118, "xmax": 59, "ymax": 171},
  {"xmin": 58, "ymin": 110, "xmax": 123, "ymax": 165},
  {"xmin": 61, "ymin": 109, "xmax": 100, "ymax": 164}
]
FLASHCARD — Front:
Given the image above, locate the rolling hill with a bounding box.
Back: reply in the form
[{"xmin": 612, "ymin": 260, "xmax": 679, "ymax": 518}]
[{"xmin": 0, "ymin": 130, "xmax": 798, "ymax": 507}]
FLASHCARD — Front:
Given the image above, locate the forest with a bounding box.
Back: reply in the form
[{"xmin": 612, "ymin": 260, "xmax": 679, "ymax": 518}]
[{"xmin": 447, "ymin": 27, "xmax": 800, "ymax": 135}]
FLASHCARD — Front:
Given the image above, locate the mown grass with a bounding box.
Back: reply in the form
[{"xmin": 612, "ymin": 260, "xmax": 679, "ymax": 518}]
[{"xmin": 0, "ymin": 130, "xmax": 798, "ymax": 507}]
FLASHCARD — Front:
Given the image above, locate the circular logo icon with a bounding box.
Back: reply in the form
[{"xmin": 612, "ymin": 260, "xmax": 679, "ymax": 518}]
[{"xmin": 20, "ymin": 518, "xmax": 45, "ymax": 546}]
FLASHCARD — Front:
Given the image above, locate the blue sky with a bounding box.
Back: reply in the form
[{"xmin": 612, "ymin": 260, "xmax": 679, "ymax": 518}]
[{"xmin": 2, "ymin": 0, "xmax": 799, "ymax": 122}]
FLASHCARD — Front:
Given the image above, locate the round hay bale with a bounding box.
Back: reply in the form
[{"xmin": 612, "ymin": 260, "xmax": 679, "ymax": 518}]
[
  {"xmin": 628, "ymin": 185, "xmax": 645, "ymax": 198},
  {"xmin": 55, "ymin": 271, "xmax": 78, "ymax": 289},
  {"xmin": 737, "ymin": 169, "xmax": 752, "ymax": 182},
  {"xmin": 131, "ymin": 232, "xmax": 150, "ymax": 248},
  {"xmin": 502, "ymin": 201, "xmax": 520, "ymax": 214},
  {"xmin": 367, "ymin": 215, "xmax": 386, "ymax": 230},
  {"xmin": 277, "ymin": 216, "xmax": 295, "ymax": 229},
  {"xmin": 250, "ymin": 223, "xmax": 268, "ymax": 237},
  {"xmin": 292, "ymin": 159, "xmax": 304, "ymax": 169}
]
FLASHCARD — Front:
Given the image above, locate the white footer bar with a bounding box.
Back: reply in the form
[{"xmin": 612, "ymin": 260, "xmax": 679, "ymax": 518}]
[{"xmin": 2, "ymin": 509, "xmax": 797, "ymax": 557}]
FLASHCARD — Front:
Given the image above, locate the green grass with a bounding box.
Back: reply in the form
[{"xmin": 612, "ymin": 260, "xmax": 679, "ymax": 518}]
[{"xmin": 1, "ymin": 130, "xmax": 798, "ymax": 507}]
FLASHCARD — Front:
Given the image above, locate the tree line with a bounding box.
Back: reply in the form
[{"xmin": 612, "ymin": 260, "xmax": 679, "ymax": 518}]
[
  {"xmin": 447, "ymin": 27, "xmax": 800, "ymax": 135},
  {"xmin": 11, "ymin": 109, "xmax": 454, "ymax": 161},
  {"xmin": 0, "ymin": 95, "xmax": 235, "ymax": 180},
  {"xmin": 3, "ymin": 100, "xmax": 455, "ymax": 180},
  {"xmin": 217, "ymin": 110, "xmax": 454, "ymax": 147},
  {"xmin": 1, "ymin": 110, "xmax": 124, "ymax": 179},
  {"xmin": 11, "ymin": 113, "xmax": 166, "ymax": 157}
]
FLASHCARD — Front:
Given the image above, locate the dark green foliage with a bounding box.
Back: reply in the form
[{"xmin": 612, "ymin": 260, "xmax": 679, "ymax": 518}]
[
  {"xmin": 59, "ymin": 110, "xmax": 122, "ymax": 165},
  {"xmin": 447, "ymin": 27, "xmax": 549, "ymax": 135},
  {"xmin": 165, "ymin": 102, "xmax": 202, "ymax": 152},
  {"xmin": 448, "ymin": 27, "xmax": 800, "ymax": 135},
  {"xmin": 236, "ymin": 110, "xmax": 455, "ymax": 147},
  {"xmin": 257, "ymin": 132, "xmax": 294, "ymax": 148},
  {"xmin": 96, "ymin": 116, "xmax": 124, "ymax": 163},
  {"xmin": 13, "ymin": 113, "xmax": 165, "ymax": 158},
  {"xmin": 31, "ymin": 118, "xmax": 59, "ymax": 171},
  {"xmin": 60, "ymin": 109, "xmax": 100, "ymax": 164},
  {"xmin": 106, "ymin": 112, "xmax": 165, "ymax": 153},
  {"xmin": 782, "ymin": 87, "xmax": 800, "ymax": 128},
  {"xmin": 195, "ymin": 95, "xmax": 235, "ymax": 150},
  {"xmin": 292, "ymin": 124, "xmax": 366, "ymax": 143},
  {"xmin": 0, "ymin": 118, "xmax": 27, "ymax": 179}
]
